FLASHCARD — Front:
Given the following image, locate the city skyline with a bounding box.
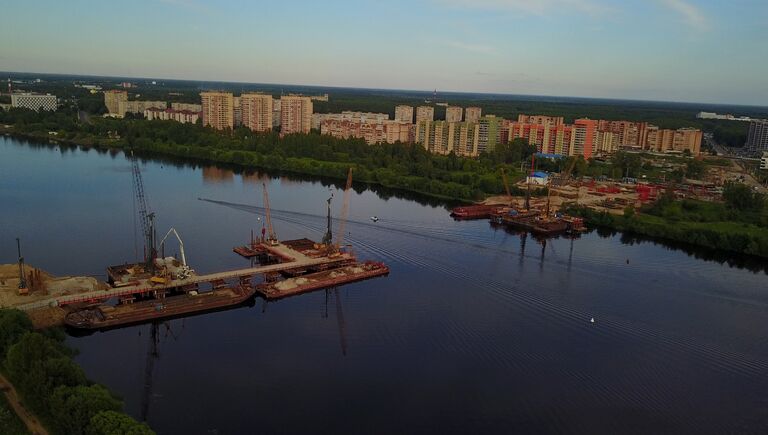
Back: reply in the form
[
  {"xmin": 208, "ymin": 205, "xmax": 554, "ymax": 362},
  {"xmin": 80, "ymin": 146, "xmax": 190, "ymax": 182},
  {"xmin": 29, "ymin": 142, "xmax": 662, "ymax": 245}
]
[{"xmin": 1, "ymin": 0, "xmax": 766, "ymax": 106}]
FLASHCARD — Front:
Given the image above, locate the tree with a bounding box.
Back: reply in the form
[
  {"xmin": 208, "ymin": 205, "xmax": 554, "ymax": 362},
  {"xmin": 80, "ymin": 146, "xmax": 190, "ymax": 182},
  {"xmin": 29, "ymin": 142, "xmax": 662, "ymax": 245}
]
[
  {"xmin": 87, "ymin": 411, "xmax": 155, "ymax": 435},
  {"xmin": 0, "ymin": 309, "xmax": 33, "ymax": 358},
  {"xmin": 50, "ymin": 385, "xmax": 122, "ymax": 435},
  {"xmin": 723, "ymin": 182, "xmax": 765, "ymax": 211},
  {"xmin": 611, "ymin": 151, "xmax": 642, "ymax": 178},
  {"xmin": 685, "ymin": 159, "xmax": 706, "ymax": 179}
]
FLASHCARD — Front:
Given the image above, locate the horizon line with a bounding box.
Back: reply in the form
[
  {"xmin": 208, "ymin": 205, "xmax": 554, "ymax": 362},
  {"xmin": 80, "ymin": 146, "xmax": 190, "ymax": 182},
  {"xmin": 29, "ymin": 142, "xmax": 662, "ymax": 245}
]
[{"xmin": 2, "ymin": 69, "xmax": 767, "ymax": 110}]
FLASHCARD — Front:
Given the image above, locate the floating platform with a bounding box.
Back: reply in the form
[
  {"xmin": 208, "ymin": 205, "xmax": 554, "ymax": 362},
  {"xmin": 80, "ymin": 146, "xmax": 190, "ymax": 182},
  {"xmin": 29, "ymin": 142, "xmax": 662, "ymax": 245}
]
[
  {"xmin": 256, "ymin": 261, "xmax": 389, "ymax": 300},
  {"xmin": 450, "ymin": 205, "xmax": 500, "ymax": 220},
  {"xmin": 64, "ymin": 285, "xmax": 255, "ymax": 330}
]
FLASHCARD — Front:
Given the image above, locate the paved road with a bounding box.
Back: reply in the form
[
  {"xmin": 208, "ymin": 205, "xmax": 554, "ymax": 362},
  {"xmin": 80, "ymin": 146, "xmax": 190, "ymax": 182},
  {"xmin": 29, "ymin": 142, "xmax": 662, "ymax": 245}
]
[{"xmin": 0, "ymin": 373, "xmax": 49, "ymax": 435}]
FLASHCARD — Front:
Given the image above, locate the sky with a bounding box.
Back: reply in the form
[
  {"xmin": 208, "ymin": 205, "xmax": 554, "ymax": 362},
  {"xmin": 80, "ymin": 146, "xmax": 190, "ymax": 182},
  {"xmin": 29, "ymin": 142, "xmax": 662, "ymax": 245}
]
[{"xmin": 1, "ymin": 0, "xmax": 766, "ymax": 105}]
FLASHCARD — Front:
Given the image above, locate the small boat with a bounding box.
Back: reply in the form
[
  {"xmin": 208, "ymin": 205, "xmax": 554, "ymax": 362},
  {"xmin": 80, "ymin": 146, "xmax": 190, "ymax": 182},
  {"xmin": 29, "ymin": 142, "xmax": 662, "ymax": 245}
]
[{"xmin": 370, "ymin": 216, "xmax": 379, "ymax": 222}]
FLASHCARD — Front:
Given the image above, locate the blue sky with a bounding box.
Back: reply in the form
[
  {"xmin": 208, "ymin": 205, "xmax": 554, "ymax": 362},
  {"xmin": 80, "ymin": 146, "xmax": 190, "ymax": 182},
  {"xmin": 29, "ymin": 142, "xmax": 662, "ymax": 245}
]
[{"xmin": 1, "ymin": 0, "xmax": 766, "ymax": 105}]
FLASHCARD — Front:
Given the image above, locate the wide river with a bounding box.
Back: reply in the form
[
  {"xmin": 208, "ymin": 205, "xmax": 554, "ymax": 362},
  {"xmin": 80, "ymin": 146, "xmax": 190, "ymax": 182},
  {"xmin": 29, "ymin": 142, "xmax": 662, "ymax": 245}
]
[{"xmin": 2, "ymin": 136, "xmax": 768, "ymax": 434}]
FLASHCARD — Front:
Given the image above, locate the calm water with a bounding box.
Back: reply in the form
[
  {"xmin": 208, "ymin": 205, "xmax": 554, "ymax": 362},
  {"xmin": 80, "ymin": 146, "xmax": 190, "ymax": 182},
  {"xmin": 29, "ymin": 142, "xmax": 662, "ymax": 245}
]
[{"xmin": 2, "ymin": 136, "xmax": 768, "ymax": 434}]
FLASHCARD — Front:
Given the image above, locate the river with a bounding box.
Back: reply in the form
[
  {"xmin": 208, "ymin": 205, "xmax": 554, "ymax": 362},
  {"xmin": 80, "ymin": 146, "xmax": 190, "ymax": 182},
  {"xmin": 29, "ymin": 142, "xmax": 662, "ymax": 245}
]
[{"xmin": 2, "ymin": 135, "xmax": 768, "ymax": 434}]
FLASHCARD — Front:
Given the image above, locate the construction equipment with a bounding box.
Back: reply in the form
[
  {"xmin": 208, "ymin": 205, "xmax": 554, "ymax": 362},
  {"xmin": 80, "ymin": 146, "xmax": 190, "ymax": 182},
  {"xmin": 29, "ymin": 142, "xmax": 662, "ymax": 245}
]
[
  {"xmin": 158, "ymin": 227, "xmax": 193, "ymax": 280},
  {"xmin": 262, "ymin": 183, "xmax": 278, "ymax": 246},
  {"xmin": 501, "ymin": 167, "xmax": 512, "ymax": 199},
  {"xmin": 131, "ymin": 152, "xmax": 157, "ymax": 270},
  {"xmin": 525, "ymin": 154, "xmax": 535, "ymax": 211},
  {"xmin": 335, "ymin": 168, "xmax": 353, "ymax": 251},
  {"xmin": 16, "ymin": 238, "xmax": 28, "ymax": 296},
  {"xmin": 321, "ymin": 193, "xmax": 334, "ymax": 246}
]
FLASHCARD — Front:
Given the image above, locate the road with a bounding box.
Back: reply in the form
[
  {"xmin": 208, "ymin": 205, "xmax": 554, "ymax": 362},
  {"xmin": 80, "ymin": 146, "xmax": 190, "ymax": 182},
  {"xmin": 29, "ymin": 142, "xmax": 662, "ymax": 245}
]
[{"xmin": 0, "ymin": 373, "xmax": 49, "ymax": 435}]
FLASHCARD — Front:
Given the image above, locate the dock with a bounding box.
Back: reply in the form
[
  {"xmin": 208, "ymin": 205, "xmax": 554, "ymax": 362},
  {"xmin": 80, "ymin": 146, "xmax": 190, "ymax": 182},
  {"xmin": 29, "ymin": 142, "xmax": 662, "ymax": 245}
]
[{"xmin": 11, "ymin": 241, "xmax": 354, "ymax": 311}]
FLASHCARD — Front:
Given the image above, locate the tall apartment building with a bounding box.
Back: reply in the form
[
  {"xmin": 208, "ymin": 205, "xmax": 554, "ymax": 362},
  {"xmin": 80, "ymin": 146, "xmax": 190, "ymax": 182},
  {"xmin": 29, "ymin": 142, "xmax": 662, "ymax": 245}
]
[
  {"xmin": 233, "ymin": 96, "xmax": 242, "ymax": 127},
  {"xmin": 272, "ymin": 99, "xmax": 282, "ymax": 128},
  {"xmin": 465, "ymin": 107, "xmax": 482, "ymax": 123},
  {"xmin": 508, "ymin": 122, "xmax": 575, "ymax": 156},
  {"xmin": 200, "ymin": 91, "xmax": 234, "ymax": 130},
  {"xmin": 11, "ymin": 93, "xmax": 57, "ymax": 112},
  {"xmin": 746, "ymin": 120, "xmax": 768, "ymax": 155},
  {"xmin": 445, "ymin": 106, "xmax": 463, "ymax": 123},
  {"xmin": 280, "ymin": 95, "xmax": 313, "ymax": 134},
  {"xmin": 573, "ymin": 118, "xmax": 598, "ymax": 159},
  {"xmin": 395, "ymin": 105, "xmax": 414, "ymax": 123},
  {"xmin": 416, "ymin": 121, "xmax": 480, "ymax": 157},
  {"xmin": 517, "ymin": 114, "xmax": 564, "ymax": 126},
  {"xmin": 478, "ymin": 115, "xmax": 503, "ymax": 154},
  {"xmin": 104, "ymin": 90, "xmax": 128, "ymax": 115},
  {"xmin": 240, "ymin": 93, "xmax": 273, "ymax": 132},
  {"xmin": 171, "ymin": 102, "xmax": 202, "ymax": 112},
  {"xmin": 416, "ymin": 106, "xmax": 435, "ymax": 122}
]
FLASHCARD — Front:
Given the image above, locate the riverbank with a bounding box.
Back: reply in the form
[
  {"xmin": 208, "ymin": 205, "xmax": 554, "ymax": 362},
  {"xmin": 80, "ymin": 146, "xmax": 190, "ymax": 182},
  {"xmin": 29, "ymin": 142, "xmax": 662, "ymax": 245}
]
[
  {"xmin": 0, "ymin": 309, "xmax": 154, "ymax": 435},
  {"xmin": 3, "ymin": 121, "xmax": 765, "ymax": 258},
  {"xmin": 564, "ymin": 204, "xmax": 768, "ymax": 259}
]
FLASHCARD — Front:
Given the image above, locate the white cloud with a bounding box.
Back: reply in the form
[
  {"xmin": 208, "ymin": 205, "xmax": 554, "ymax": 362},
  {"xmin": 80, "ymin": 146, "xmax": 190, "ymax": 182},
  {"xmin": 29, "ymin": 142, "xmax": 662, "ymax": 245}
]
[
  {"xmin": 447, "ymin": 41, "xmax": 496, "ymax": 54},
  {"xmin": 658, "ymin": 0, "xmax": 709, "ymax": 31},
  {"xmin": 434, "ymin": 0, "xmax": 609, "ymax": 16}
]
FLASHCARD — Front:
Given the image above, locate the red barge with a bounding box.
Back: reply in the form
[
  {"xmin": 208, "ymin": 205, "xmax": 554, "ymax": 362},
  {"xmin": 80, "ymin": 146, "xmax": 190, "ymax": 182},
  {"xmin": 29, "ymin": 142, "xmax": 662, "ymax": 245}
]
[
  {"xmin": 64, "ymin": 284, "xmax": 255, "ymax": 330},
  {"xmin": 256, "ymin": 261, "xmax": 389, "ymax": 300},
  {"xmin": 450, "ymin": 205, "xmax": 500, "ymax": 220}
]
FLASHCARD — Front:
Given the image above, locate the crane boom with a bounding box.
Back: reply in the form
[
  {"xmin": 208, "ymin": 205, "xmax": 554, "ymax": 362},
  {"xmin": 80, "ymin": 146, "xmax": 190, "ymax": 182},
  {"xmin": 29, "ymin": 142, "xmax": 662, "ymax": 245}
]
[
  {"xmin": 335, "ymin": 168, "xmax": 353, "ymax": 250},
  {"xmin": 262, "ymin": 183, "xmax": 277, "ymax": 245},
  {"xmin": 131, "ymin": 152, "xmax": 156, "ymax": 267},
  {"xmin": 500, "ymin": 167, "xmax": 512, "ymax": 197}
]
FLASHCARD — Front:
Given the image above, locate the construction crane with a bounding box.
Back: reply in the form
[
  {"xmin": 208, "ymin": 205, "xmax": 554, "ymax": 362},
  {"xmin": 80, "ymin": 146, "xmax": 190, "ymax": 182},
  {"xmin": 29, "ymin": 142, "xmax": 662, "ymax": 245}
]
[
  {"xmin": 500, "ymin": 167, "xmax": 513, "ymax": 206},
  {"xmin": 16, "ymin": 238, "xmax": 28, "ymax": 296},
  {"xmin": 321, "ymin": 192, "xmax": 334, "ymax": 246},
  {"xmin": 262, "ymin": 183, "xmax": 278, "ymax": 246},
  {"xmin": 131, "ymin": 152, "xmax": 156, "ymax": 269},
  {"xmin": 525, "ymin": 153, "xmax": 535, "ymax": 211},
  {"xmin": 158, "ymin": 228, "xmax": 192, "ymax": 280},
  {"xmin": 335, "ymin": 168, "xmax": 354, "ymax": 251}
]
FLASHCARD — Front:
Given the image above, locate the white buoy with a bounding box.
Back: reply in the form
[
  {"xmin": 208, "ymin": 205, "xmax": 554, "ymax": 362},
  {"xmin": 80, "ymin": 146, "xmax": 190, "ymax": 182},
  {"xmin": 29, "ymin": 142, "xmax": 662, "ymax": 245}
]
[{"xmin": 590, "ymin": 317, "xmax": 595, "ymax": 323}]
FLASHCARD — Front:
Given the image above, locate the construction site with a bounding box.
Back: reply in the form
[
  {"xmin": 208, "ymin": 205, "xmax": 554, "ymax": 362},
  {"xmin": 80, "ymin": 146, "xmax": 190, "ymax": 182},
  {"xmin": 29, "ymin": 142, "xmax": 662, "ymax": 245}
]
[
  {"xmin": 450, "ymin": 153, "xmax": 747, "ymax": 237},
  {"xmin": 1, "ymin": 161, "xmax": 389, "ymax": 330}
]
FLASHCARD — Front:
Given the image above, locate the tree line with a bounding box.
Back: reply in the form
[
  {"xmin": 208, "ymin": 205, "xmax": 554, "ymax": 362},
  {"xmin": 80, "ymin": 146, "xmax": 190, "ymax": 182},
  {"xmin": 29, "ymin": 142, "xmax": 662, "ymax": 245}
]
[{"xmin": 0, "ymin": 309, "xmax": 154, "ymax": 435}]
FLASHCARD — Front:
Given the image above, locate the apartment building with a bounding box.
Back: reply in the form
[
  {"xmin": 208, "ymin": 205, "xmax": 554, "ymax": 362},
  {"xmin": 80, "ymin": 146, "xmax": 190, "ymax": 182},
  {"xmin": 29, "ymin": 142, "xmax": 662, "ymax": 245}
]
[
  {"xmin": 416, "ymin": 106, "xmax": 434, "ymax": 122},
  {"xmin": 320, "ymin": 119, "xmax": 413, "ymax": 145},
  {"xmin": 445, "ymin": 106, "xmax": 463, "ymax": 123},
  {"xmin": 517, "ymin": 114, "xmax": 564, "ymax": 126},
  {"xmin": 746, "ymin": 120, "xmax": 768, "ymax": 155},
  {"xmin": 233, "ymin": 96, "xmax": 242, "ymax": 127},
  {"xmin": 104, "ymin": 90, "xmax": 128, "ymax": 115},
  {"xmin": 240, "ymin": 93, "xmax": 273, "ymax": 132},
  {"xmin": 10, "ymin": 93, "xmax": 57, "ymax": 112},
  {"xmin": 144, "ymin": 107, "xmax": 200, "ymax": 124},
  {"xmin": 280, "ymin": 95, "xmax": 313, "ymax": 134},
  {"xmin": 171, "ymin": 102, "xmax": 203, "ymax": 112},
  {"xmin": 573, "ymin": 119, "xmax": 598, "ymax": 159},
  {"xmin": 200, "ymin": 91, "xmax": 234, "ymax": 130},
  {"xmin": 464, "ymin": 107, "xmax": 482, "ymax": 123},
  {"xmin": 118, "ymin": 100, "xmax": 167, "ymax": 117},
  {"xmin": 416, "ymin": 120, "xmax": 481, "ymax": 157},
  {"xmin": 478, "ymin": 115, "xmax": 503, "ymax": 154},
  {"xmin": 312, "ymin": 111, "xmax": 389, "ymax": 130},
  {"xmin": 395, "ymin": 105, "xmax": 414, "ymax": 123}
]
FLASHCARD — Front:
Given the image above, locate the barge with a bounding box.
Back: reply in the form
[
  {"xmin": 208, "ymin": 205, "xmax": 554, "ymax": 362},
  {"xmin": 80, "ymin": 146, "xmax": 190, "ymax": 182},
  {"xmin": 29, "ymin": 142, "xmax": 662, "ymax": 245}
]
[
  {"xmin": 64, "ymin": 285, "xmax": 255, "ymax": 330},
  {"xmin": 492, "ymin": 209, "xmax": 585, "ymax": 236},
  {"xmin": 450, "ymin": 205, "xmax": 500, "ymax": 220},
  {"xmin": 256, "ymin": 261, "xmax": 389, "ymax": 300}
]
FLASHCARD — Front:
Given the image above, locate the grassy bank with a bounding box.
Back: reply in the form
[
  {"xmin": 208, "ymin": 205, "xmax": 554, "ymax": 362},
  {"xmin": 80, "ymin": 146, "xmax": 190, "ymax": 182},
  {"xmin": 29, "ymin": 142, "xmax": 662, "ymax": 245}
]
[{"xmin": 564, "ymin": 196, "xmax": 768, "ymax": 259}]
